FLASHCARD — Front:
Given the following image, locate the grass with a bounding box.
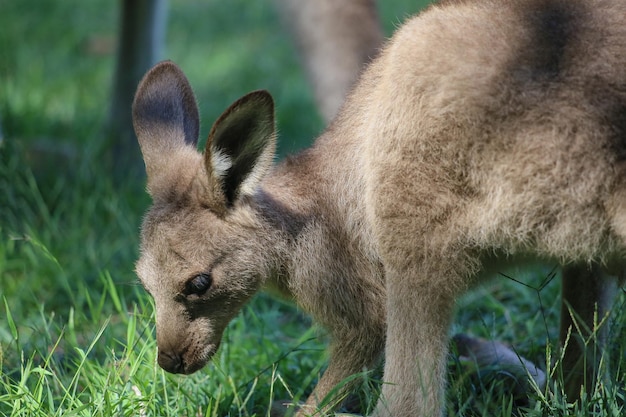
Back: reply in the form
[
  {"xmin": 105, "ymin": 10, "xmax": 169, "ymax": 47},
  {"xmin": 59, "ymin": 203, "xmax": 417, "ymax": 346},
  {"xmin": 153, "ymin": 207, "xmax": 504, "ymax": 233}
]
[{"xmin": 1, "ymin": 0, "xmax": 625, "ymax": 416}]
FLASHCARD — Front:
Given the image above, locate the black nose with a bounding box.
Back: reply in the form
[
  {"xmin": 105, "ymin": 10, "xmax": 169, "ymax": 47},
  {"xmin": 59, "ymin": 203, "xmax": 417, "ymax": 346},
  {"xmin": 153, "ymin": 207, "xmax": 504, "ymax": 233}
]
[{"xmin": 158, "ymin": 350, "xmax": 184, "ymax": 374}]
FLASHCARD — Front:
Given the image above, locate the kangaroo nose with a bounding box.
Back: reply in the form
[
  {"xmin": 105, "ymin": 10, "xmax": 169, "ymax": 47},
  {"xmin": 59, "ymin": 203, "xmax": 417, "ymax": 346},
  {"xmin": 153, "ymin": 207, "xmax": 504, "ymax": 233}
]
[{"xmin": 158, "ymin": 350, "xmax": 184, "ymax": 374}]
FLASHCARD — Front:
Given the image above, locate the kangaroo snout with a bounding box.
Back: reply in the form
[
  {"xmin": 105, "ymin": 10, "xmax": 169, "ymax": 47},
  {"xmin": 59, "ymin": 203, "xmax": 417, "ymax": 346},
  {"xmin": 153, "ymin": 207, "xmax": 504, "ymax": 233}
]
[
  {"xmin": 157, "ymin": 342, "xmax": 220, "ymax": 375},
  {"xmin": 157, "ymin": 349, "xmax": 185, "ymax": 374},
  {"xmin": 155, "ymin": 327, "xmax": 222, "ymax": 375}
]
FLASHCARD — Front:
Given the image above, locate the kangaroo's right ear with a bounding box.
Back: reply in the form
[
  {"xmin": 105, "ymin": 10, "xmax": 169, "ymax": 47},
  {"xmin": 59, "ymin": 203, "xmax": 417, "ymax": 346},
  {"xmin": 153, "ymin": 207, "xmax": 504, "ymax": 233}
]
[
  {"xmin": 132, "ymin": 60, "xmax": 200, "ymax": 184},
  {"xmin": 203, "ymin": 90, "xmax": 276, "ymax": 214}
]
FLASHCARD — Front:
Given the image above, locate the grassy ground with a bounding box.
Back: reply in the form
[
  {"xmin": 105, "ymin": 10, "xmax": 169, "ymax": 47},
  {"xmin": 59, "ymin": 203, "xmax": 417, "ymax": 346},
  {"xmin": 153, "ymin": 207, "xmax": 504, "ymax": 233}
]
[{"xmin": 1, "ymin": 0, "xmax": 625, "ymax": 416}]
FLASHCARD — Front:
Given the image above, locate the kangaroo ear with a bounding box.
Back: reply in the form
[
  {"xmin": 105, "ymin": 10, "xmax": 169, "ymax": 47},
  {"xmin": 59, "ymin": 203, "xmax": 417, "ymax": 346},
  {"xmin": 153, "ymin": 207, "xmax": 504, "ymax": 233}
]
[
  {"xmin": 132, "ymin": 61, "xmax": 200, "ymax": 185},
  {"xmin": 204, "ymin": 90, "xmax": 276, "ymax": 211}
]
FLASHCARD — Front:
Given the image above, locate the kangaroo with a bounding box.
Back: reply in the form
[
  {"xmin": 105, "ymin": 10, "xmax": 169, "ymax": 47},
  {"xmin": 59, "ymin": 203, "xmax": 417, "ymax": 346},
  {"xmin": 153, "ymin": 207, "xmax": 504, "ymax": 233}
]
[
  {"xmin": 132, "ymin": 0, "xmax": 626, "ymax": 415},
  {"xmin": 281, "ymin": 0, "xmax": 550, "ymax": 401}
]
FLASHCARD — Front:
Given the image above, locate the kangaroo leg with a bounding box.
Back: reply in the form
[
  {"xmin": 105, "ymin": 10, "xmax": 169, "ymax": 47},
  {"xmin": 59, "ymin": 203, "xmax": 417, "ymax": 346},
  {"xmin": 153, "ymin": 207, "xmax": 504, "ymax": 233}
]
[
  {"xmin": 560, "ymin": 263, "xmax": 618, "ymax": 400},
  {"xmin": 296, "ymin": 328, "xmax": 384, "ymax": 416},
  {"xmin": 374, "ymin": 257, "xmax": 470, "ymax": 417},
  {"xmin": 452, "ymin": 333, "xmax": 547, "ymax": 396}
]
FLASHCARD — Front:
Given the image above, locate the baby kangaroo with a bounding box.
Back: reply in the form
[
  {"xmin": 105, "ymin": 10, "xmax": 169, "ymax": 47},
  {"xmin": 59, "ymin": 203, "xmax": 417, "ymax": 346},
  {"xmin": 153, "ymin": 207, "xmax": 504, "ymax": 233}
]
[{"xmin": 132, "ymin": 0, "xmax": 626, "ymax": 415}]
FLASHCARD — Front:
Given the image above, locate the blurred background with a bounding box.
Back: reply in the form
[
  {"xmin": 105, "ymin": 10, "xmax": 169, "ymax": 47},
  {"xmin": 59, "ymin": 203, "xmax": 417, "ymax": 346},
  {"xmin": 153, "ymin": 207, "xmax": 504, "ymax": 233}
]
[
  {"xmin": 1, "ymin": 0, "xmax": 428, "ymax": 322},
  {"xmin": 0, "ymin": 1, "xmax": 436, "ymax": 415},
  {"xmin": 2, "ymin": 1, "xmax": 624, "ymax": 416}
]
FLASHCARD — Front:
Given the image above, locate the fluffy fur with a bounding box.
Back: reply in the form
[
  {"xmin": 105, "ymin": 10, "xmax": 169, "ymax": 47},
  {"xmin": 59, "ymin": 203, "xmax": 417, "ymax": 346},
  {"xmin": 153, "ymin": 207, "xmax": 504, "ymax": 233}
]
[{"xmin": 132, "ymin": 0, "xmax": 626, "ymax": 415}]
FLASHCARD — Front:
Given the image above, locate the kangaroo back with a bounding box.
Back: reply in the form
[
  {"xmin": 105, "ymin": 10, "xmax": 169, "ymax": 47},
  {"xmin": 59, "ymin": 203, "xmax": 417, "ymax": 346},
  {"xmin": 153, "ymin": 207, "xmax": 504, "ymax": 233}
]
[{"xmin": 356, "ymin": 1, "xmax": 626, "ymax": 415}]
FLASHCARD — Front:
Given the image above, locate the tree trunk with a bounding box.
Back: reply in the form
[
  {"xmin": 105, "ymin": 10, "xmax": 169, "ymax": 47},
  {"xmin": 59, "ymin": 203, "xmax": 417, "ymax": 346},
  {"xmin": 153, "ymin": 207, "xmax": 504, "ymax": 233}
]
[{"xmin": 108, "ymin": 0, "xmax": 167, "ymax": 176}]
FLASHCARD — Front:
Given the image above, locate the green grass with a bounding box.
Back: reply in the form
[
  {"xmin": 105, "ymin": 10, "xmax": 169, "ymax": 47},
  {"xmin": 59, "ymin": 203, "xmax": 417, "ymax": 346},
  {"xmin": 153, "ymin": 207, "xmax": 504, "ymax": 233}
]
[{"xmin": 1, "ymin": 0, "xmax": 625, "ymax": 416}]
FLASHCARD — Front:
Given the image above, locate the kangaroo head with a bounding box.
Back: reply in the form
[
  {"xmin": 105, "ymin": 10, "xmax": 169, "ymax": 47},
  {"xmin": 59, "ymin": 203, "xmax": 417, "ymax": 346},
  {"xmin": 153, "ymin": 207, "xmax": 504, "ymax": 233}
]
[{"xmin": 132, "ymin": 61, "xmax": 276, "ymax": 374}]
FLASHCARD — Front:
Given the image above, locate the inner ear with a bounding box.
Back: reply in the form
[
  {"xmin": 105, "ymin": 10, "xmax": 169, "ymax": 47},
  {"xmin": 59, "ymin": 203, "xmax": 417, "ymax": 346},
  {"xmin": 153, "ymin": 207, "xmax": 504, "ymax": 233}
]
[
  {"xmin": 213, "ymin": 105, "xmax": 272, "ymax": 204},
  {"xmin": 205, "ymin": 91, "xmax": 275, "ymax": 208}
]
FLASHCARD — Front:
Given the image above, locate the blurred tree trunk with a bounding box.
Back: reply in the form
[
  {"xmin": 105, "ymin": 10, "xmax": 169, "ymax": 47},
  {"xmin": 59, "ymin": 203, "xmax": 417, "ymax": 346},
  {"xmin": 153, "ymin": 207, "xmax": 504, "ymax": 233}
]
[{"xmin": 108, "ymin": 0, "xmax": 167, "ymax": 176}]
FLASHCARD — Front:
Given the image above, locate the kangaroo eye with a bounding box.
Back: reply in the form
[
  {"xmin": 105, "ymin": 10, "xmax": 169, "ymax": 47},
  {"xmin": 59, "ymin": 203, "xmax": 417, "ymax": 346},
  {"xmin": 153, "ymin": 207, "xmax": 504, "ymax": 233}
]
[{"xmin": 185, "ymin": 273, "xmax": 212, "ymax": 296}]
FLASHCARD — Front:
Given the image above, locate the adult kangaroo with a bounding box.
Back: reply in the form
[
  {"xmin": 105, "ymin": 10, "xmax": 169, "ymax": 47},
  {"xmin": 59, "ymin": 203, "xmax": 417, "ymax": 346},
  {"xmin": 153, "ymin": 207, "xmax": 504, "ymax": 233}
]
[{"xmin": 132, "ymin": 0, "xmax": 626, "ymax": 415}]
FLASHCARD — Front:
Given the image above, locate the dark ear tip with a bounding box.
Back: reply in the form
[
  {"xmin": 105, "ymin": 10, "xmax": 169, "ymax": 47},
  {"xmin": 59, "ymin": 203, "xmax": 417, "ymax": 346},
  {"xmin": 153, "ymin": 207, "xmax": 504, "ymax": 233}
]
[
  {"xmin": 135, "ymin": 61, "xmax": 185, "ymax": 94},
  {"xmin": 241, "ymin": 90, "xmax": 274, "ymax": 111},
  {"xmin": 148, "ymin": 59, "xmax": 177, "ymax": 72},
  {"xmin": 153, "ymin": 59, "xmax": 177, "ymax": 68},
  {"xmin": 132, "ymin": 60, "xmax": 200, "ymax": 148},
  {"xmin": 150, "ymin": 60, "xmax": 182, "ymax": 75}
]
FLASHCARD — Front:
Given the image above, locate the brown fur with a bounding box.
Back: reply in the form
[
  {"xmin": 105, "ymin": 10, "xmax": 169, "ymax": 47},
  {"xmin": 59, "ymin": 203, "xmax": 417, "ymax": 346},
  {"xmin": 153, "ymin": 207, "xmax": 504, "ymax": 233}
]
[{"xmin": 132, "ymin": 0, "xmax": 626, "ymax": 415}]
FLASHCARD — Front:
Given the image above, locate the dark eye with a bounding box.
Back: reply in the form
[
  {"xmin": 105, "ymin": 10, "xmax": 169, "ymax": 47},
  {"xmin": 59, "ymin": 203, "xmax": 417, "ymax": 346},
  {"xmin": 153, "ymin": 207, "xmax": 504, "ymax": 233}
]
[{"xmin": 185, "ymin": 273, "xmax": 212, "ymax": 296}]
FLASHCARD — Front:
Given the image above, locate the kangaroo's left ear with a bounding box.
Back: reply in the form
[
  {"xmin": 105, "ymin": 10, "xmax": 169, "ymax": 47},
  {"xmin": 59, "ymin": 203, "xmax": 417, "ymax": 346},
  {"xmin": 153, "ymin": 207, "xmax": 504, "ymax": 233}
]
[
  {"xmin": 132, "ymin": 60, "xmax": 201, "ymax": 198},
  {"xmin": 203, "ymin": 90, "xmax": 276, "ymax": 212}
]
